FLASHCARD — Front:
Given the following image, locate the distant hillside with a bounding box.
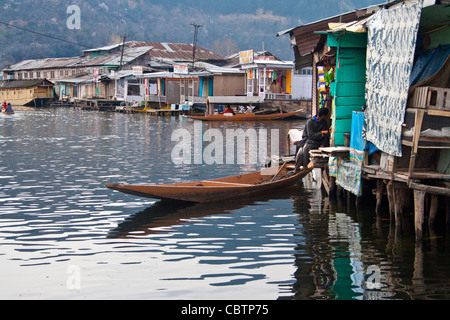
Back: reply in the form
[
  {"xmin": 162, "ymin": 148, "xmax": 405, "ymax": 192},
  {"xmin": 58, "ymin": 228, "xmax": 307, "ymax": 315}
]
[{"xmin": 0, "ymin": 0, "xmax": 382, "ymax": 68}]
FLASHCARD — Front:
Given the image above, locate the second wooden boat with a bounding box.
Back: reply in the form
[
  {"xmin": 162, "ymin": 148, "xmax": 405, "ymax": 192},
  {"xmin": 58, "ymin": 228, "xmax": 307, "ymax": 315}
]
[
  {"xmin": 185, "ymin": 109, "xmax": 304, "ymax": 121},
  {"xmin": 105, "ymin": 164, "xmax": 312, "ymax": 203}
]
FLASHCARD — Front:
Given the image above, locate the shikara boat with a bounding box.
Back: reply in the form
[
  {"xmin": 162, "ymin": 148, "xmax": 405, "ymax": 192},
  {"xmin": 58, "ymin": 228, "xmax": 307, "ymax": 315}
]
[
  {"xmin": 105, "ymin": 164, "xmax": 312, "ymax": 203},
  {"xmin": 185, "ymin": 109, "xmax": 304, "ymax": 121}
]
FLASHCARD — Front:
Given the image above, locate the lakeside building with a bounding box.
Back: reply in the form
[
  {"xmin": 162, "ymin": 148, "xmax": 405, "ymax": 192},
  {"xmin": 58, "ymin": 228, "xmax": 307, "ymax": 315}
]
[
  {"xmin": 1, "ymin": 42, "xmax": 312, "ymax": 115},
  {"xmin": 0, "ymin": 41, "xmax": 225, "ymax": 106},
  {"xmin": 280, "ymin": 0, "xmax": 450, "ymax": 238},
  {"xmin": 2, "ymin": 41, "xmax": 225, "ymax": 82},
  {"xmin": 0, "ymin": 79, "xmax": 54, "ymax": 107}
]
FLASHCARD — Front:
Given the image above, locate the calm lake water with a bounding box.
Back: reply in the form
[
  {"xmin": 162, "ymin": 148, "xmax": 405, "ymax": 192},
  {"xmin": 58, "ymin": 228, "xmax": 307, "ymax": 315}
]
[{"xmin": 0, "ymin": 108, "xmax": 449, "ymax": 300}]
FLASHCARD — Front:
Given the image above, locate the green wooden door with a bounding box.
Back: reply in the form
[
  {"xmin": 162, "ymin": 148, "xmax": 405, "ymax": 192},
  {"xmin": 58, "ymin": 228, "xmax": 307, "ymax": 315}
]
[{"xmin": 328, "ymin": 33, "xmax": 367, "ymax": 146}]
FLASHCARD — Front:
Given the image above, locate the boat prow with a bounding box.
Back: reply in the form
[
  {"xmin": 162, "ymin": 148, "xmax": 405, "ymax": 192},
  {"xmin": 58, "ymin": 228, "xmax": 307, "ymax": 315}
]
[{"xmin": 105, "ymin": 164, "xmax": 313, "ymax": 203}]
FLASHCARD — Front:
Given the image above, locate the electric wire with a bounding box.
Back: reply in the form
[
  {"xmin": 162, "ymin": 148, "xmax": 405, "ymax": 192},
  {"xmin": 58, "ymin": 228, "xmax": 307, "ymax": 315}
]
[{"xmin": 0, "ymin": 21, "xmax": 92, "ymax": 48}]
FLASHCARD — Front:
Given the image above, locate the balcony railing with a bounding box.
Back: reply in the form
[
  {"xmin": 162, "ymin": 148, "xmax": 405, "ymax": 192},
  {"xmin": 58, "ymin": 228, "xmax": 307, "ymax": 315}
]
[
  {"xmin": 147, "ymin": 95, "xmax": 166, "ymax": 103},
  {"xmin": 265, "ymin": 93, "xmax": 293, "ymax": 100}
]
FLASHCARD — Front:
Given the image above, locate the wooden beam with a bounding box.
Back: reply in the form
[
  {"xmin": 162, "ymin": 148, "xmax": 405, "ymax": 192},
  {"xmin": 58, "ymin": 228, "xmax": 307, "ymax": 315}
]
[
  {"xmin": 427, "ymin": 109, "xmax": 450, "ymax": 117},
  {"xmin": 410, "ymin": 181, "xmax": 450, "ymax": 196}
]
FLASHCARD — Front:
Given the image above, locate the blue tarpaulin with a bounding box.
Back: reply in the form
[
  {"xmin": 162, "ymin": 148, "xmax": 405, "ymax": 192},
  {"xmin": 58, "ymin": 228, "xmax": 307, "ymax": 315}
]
[
  {"xmin": 410, "ymin": 44, "xmax": 450, "ymax": 86},
  {"xmin": 350, "ymin": 111, "xmax": 365, "ymax": 151}
]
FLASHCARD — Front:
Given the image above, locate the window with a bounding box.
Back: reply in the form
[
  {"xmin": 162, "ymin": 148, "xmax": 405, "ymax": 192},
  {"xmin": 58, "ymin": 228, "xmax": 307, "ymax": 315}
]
[
  {"xmin": 50, "ymin": 71, "xmax": 55, "ymax": 79},
  {"xmin": 36, "ymin": 72, "xmax": 41, "ymax": 78},
  {"xmin": 127, "ymin": 84, "xmax": 141, "ymax": 96},
  {"xmin": 301, "ymin": 67, "xmax": 312, "ymax": 75},
  {"xmin": 294, "ymin": 67, "xmax": 312, "ymax": 75}
]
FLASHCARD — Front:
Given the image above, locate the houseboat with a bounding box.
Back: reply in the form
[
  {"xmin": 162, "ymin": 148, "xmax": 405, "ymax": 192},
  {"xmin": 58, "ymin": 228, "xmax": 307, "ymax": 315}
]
[{"xmin": 0, "ymin": 79, "xmax": 55, "ymax": 107}]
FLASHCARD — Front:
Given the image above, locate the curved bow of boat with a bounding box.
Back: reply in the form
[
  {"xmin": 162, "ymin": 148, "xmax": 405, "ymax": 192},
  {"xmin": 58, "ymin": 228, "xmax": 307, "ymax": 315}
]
[{"xmin": 104, "ymin": 164, "xmax": 314, "ymax": 203}]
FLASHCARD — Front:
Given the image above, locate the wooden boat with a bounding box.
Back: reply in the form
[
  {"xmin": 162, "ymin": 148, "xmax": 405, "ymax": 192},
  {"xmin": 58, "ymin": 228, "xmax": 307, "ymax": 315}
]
[
  {"xmin": 185, "ymin": 109, "xmax": 304, "ymax": 121},
  {"xmin": 1, "ymin": 109, "xmax": 14, "ymax": 115},
  {"xmin": 105, "ymin": 164, "xmax": 312, "ymax": 203}
]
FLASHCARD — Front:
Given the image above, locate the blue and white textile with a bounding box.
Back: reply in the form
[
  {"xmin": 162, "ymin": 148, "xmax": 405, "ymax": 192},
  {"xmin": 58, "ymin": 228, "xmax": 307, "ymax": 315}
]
[
  {"xmin": 336, "ymin": 112, "xmax": 366, "ymax": 196},
  {"xmin": 364, "ymin": 1, "xmax": 423, "ymax": 157}
]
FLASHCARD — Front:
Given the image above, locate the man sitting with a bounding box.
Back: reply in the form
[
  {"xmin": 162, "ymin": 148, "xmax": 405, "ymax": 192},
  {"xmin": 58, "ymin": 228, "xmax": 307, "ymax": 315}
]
[
  {"xmin": 5, "ymin": 103, "xmax": 14, "ymax": 113},
  {"xmin": 222, "ymin": 105, "xmax": 235, "ymax": 116},
  {"xmin": 294, "ymin": 107, "xmax": 330, "ymax": 172}
]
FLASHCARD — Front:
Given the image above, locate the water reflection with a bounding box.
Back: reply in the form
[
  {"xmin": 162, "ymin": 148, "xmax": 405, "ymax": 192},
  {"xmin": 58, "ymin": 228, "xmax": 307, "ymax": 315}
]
[
  {"xmin": 107, "ymin": 183, "xmax": 450, "ymax": 300},
  {"xmin": 109, "ymin": 186, "xmax": 303, "ymax": 238},
  {"xmin": 290, "ymin": 190, "xmax": 450, "ymax": 300}
]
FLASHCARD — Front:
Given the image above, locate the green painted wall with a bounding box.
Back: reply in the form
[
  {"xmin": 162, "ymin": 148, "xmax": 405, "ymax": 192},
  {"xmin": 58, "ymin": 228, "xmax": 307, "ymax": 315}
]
[{"xmin": 328, "ymin": 32, "xmax": 367, "ymax": 146}]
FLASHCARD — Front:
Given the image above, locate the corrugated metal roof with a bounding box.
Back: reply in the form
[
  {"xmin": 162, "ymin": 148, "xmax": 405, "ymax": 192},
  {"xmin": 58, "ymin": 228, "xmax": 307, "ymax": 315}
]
[
  {"xmin": 291, "ymin": 12, "xmax": 361, "ymax": 56},
  {"xmin": 325, "ymin": 16, "xmax": 373, "ymax": 33},
  {"xmin": 83, "ymin": 43, "xmax": 122, "ymax": 52},
  {"xmin": 0, "ymin": 79, "xmax": 53, "ymax": 89},
  {"xmin": 224, "ymin": 50, "xmax": 281, "ymax": 67},
  {"xmin": 108, "ymin": 70, "xmax": 135, "ymax": 80},
  {"xmin": 54, "ymin": 74, "xmax": 95, "ymax": 84},
  {"xmin": 8, "ymin": 57, "xmax": 81, "ymax": 71},
  {"xmin": 240, "ymin": 60, "xmax": 294, "ymax": 70},
  {"xmin": 277, "ymin": 5, "xmax": 381, "ymax": 57},
  {"xmin": 128, "ymin": 41, "xmax": 224, "ymax": 62},
  {"xmin": 7, "ymin": 41, "xmax": 225, "ymax": 72},
  {"xmin": 8, "ymin": 46, "xmax": 153, "ymax": 71}
]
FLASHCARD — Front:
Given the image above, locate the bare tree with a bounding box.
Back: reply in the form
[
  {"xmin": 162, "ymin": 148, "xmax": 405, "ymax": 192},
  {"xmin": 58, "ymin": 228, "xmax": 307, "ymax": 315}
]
[{"xmin": 212, "ymin": 38, "xmax": 239, "ymax": 56}]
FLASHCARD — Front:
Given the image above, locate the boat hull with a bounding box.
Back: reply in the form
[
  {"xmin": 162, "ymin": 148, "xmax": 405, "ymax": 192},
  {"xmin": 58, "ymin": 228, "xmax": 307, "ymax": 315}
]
[
  {"xmin": 105, "ymin": 166, "xmax": 311, "ymax": 203},
  {"xmin": 185, "ymin": 109, "xmax": 303, "ymax": 121}
]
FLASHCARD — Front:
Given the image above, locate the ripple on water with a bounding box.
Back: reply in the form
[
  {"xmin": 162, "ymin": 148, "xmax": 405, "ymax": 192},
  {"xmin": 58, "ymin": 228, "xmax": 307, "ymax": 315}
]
[{"xmin": 1, "ymin": 109, "xmax": 449, "ymax": 300}]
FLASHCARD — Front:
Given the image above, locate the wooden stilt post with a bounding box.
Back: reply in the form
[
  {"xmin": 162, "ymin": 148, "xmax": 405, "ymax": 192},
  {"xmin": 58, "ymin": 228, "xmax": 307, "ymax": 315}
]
[
  {"xmin": 413, "ymin": 239, "xmax": 424, "ymax": 286},
  {"xmin": 447, "ymin": 197, "xmax": 450, "ymax": 234},
  {"xmin": 375, "ymin": 179, "xmax": 384, "ymax": 216},
  {"xmin": 387, "ymin": 181, "xmax": 395, "ymax": 222},
  {"xmin": 429, "ymin": 194, "xmax": 439, "ymax": 228},
  {"xmin": 408, "ymin": 109, "xmax": 425, "ymax": 186},
  {"xmin": 321, "ymin": 169, "xmax": 331, "ymax": 195},
  {"xmin": 394, "ymin": 188, "xmax": 403, "ymax": 227},
  {"xmin": 414, "ymin": 190, "xmax": 426, "ymax": 239}
]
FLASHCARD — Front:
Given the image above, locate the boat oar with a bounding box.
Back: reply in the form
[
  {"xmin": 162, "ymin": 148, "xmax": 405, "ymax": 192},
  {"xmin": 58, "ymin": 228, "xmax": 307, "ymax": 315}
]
[{"xmin": 270, "ymin": 162, "xmax": 287, "ymax": 182}]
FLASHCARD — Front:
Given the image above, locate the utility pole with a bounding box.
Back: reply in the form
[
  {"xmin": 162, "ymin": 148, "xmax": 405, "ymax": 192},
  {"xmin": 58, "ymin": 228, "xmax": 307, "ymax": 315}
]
[
  {"xmin": 190, "ymin": 23, "xmax": 203, "ymax": 69},
  {"xmin": 119, "ymin": 34, "xmax": 128, "ymax": 71}
]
